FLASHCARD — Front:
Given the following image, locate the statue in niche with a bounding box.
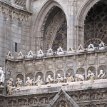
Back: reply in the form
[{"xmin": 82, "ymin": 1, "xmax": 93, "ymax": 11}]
[
  {"xmin": 99, "ymin": 41, "xmax": 105, "ymax": 50},
  {"xmin": 0, "ymin": 67, "xmax": 5, "ymax": 86},
  {"xmin": 98, "ymin": 69, "xmax": 106, "ymax": 79},
  {"xmin": 46, "ymin": 74, "xmax": 54, "ymax": 84},
  {"xmin": 47, "ymin": 48, "xmax": 53, "ymax": 56},
  {"xmin": 35, "ymin": 75, "xmax": 43, "ymax": 86},
  {"xmin": 67, "ymin": 48, "xmax": 75, "ymax": 54},
  {"xmin": 26, "ymin": 77, "xmax": 33, "ymax": 86},
  {"xmin": 77, "ymin": 44, "xmax": 84, "ymax": 52},
  {"xmin": 56, "ymin": 73, "xmax": 64, "ymax": 83},
  {"xmin": 87, "ymin": 43, "xmax": 95, "ymax": 51},
  {"xmin": 75, "ymin": 73, "xmax": 85, "ymax": 81},
  {"xmin": 57, "ymin": 46, "xmax": 64, "ymax": 55},
  {"xmin": 37, "ymin": 49, "xmax": 44, "ymax": 57},
  {"xmin": 87, "ymin": 70, "xmax": 95, "ymax": 81},
  {"xmin": 7, "ymin": 78, "xmax": 15, "ymax": 95},
  {"xmin": 26, "ymin": 50, "xmax": 34, "ymax": 58},
  {"xmin": 66, "ymin": 73, "xmax": 74, "ymax": 83},
  {"xmin": 16, "ymin": 78, "xmax": 23, "ymax": 87}
]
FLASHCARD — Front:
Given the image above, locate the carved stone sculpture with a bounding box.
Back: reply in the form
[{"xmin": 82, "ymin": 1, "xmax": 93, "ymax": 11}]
[
  {"xmin": 87, "ymin": 43, "xmax": 95, "ymax": 51},
  {"xmin": 7, "ymin": 78, "xmax": 14, "ymax": 95},
  {"xmin": 46, "ymin": 75, "xmax": 54, "ymax": 84},
  {"xmin": 87, "ymin": 70, "xmax": 95, "ymax": 81},
  {"xmin": 57, "ymin": 46, "xmax": 64, "ymax": 55},
  {"xmin": 47, "ymin": 48, "xmax": 53, "ymax": 56},
  {"xmin": 26, "ymin": 77, "xmax": 33, "ymax": 86},
  {"xmin": 66, "ymin": 73, "xmax": 74, "ymax": 82},
  {"xmin": 37, "ymin": 49, "xmax": 44, "ymax": 57},
  {"xmin": 75, "ymin": 74, "xmax": 84, "ymax": 81},
  {"xmin": 99, "ymin": 41, "xmax": 105, "ymax": 50},
  {"xmin": 35, "ymin": 75, "xmax": 43, "ymax": 86},
  {"xmin": 16, "ymin": 78, "xmax": 23, "ymax": 87},
  {"xmin": 98, "ymin": 69, "xmax": 106, "ymax": 79},
  {"xmin": 0, "ymin": 67, "xmax": 5, "ymax": 86},
  {"xmin": 56, "ymin": 74, "xmax": 63, "ymax": 83}
]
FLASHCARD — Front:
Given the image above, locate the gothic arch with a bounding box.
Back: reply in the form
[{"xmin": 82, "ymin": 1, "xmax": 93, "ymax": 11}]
[
  {"xmin": 33, "ymin": 0, "xmax": 67, "ymax": 51},
  {"xmin": 76, "ymin": 0, "xmax": 101, "ymax": 46}
]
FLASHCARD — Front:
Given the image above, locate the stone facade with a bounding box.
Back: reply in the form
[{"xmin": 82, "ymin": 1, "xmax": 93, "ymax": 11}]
[{"xmin": 0, "ymin": 0, "xmax": 107, "ymax": 107}]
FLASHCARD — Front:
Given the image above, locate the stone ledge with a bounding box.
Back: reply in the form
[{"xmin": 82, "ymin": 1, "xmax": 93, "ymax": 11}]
[{"xmin": 11, "ymin": 79, "xmax": 107, "ymax": 96}]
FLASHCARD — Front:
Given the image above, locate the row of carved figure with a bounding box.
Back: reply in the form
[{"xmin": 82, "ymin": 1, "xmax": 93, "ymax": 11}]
[
  {"xmin": 6, "ymin": 42, "xmax": 106, "ymax": 59},
  {"xmin": 6, "ymin": 69, "xmax": 106, "ymax": 95}
]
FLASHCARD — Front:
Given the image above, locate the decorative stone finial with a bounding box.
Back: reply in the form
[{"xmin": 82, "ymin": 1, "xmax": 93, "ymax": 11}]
[
  {"xmin": 87, "ymin": 43, "xmax": 95, "ymax": 52},
  {"xmin": 47, "ymin": 48, "xmax": 53, "ymax": 56},
  {"xmin": 26, "ymin": 50, "xmax": 34, "ymax": 59},
  {"xmin": 77, "ymin": 44, "xmax": 84, "ymax": 53},
  {"xmin": 67, "ymin": 48, "xmax": 75, "ymax": 54},
  {"xmin": 17, "ymin": 51, "xmax": 24, "ymax": 59},
  {"xmin": 37, "ymin": 49, "xmax": 44, "ymax": 58},
  {"xmin": 57, "ymin": 46, "xmax": 64, "ymax": 55},
  {"xmin": 6, "ymin": 51, "xmax": 14, "ymax": 59},
  {"xmin": 99, "ymin": 41, "xmax": 105, "ymax": 50}
]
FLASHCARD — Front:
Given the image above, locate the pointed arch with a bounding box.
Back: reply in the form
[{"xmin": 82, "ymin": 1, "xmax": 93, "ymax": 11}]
[
  {"xmin": 33, "ymin": 0, "xmax": 67, "ymax": 51},
  {"xmin": 76, "ymin": 0, "xmax": 101, "ymax": 46}
]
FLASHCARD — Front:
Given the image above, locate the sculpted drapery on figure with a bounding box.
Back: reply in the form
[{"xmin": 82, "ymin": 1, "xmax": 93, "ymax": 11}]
[
  {"xmin": 7, "ymin": 78, "xmax": 14, "ymax": 95},
  {"xmin": 46, "ymin": 74, "xmax": 54, "ymax": 84},
  {"xmin": 98, "ymin": 69, "xmax": 106, "ymax": 79},
  {"xmin": 35, "ymin": 75, "xmax": 43, "ymax": 86},
  {"xmin": 66, "ymin": 73, "xmax": 74, "ymax": 82},
  {"xmin": 87, "ymin": 70, "xmax": 95, "ymax": 81},
  {"xmin": 56, "ymin": 73, "xmax": 64, "ymax": 83},
  {"xmin": 26, "ymin": 77, "xmax": 33, "ymax": 86},
  {"xmin": 16, "ymin": 78, "xmax": 23, "ymax": 87}
]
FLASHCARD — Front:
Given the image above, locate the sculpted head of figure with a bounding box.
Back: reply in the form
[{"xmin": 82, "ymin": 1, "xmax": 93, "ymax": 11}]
[
  {"xmin": 57, "ymin": 73, "xmax": 61, "ymax": 77},
  {"xmin": 37, "ymin": 75, "xmax": 41, "ymax": 79},
  {"xmin": 27, "ymin": 77, "xmax": 30, "ymax": 80},
  {"xmin": 100, "ymin": 69, "xmax": 104, "ymax": 74}
]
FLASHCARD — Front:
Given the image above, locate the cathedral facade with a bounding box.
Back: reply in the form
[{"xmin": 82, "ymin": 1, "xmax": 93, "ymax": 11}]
[{"xmin": 0, "ymin": 0, "xmax": 107, "ymax": 107}]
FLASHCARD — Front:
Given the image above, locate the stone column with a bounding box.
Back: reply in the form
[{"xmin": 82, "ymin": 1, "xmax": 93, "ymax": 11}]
[
  {"xmin": 66, "ymin": 0, "xmax": 75, "ymax": 50},
  {"xmin": 26, "ymin": 0, "xmax": 31, "ymax": 11}
]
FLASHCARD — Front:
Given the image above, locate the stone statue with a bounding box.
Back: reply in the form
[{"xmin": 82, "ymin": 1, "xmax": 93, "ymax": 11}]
[
  {"xmin": 46, "ymin": 75, "xmax": 54, "ymax": 84},
  {"xmin": 66, "ymin": 73, "xmax": 74, "ymax": 82},
  {"xmin": 57, "ymin": 46, "xmax": 64, "ymax": 55},
  {"xmin": 87, "ymin": 70, "xmax": 95, "ymax": 81},
  {"xmin": 47, "ymin": 48, "xmax": 53, "ymax": 56},
  {"xmin": 7, "ymin": 78, "xmax": 15, "ymax": 95},
  {"xmin": 35, "ymin": 75, "xmax": 43, "ymax": 86},
  {"xmin": 0, "ymin": 67, "xmax": 5, "ymax": 86},
  {"xmin": 87, "ymin": 43, "xmax": 95, "ymax": 51},
  {"xmin": 77, "ymin": 44, "xmax": 84, "ymax": 52},
  {"xmin": 26, "ymin": 77, "xmax": 33, "ymax": 86},
  {"xmin": 75, "ymin": 74, "xmax": 84, "ymax": 81},
  {"xmin": 16, "ymin": 78, "xmax": 23, "ymax": 87},
  {"xmin": 26, "ymin": 51, "xmax": 34, "ymax": 59},
  {"xmin": 99, "ymin": 41, "xmax": 105, "ymax": 50},
  {"xmin": 56, "ymin": 74, "xmax": 63, "ymax": 83},
  {"xmin": 98, "ymin": 69, "xmax": 106, "ymax": 79},
  {"xmin": 37, "ymin": 49, "xmax": 44, "ymax": 57}
]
